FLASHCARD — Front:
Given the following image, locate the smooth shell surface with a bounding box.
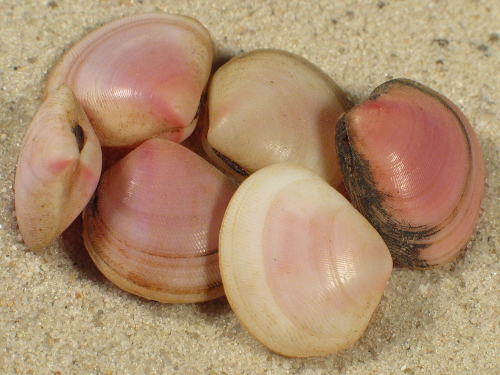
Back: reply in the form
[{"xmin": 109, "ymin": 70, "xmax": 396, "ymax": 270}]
[
  {"xmin": 15, "ymin": 84, "xmax": 102, "ymax": 251},
  {"xmin": 336, "ymin": 78, "xmax": 485, "ymax": 268},
  {"xmin": 46, "ymin": 13, "xmax": 213, "ymax": 147},
  {"xmin": 83, "ymin": 139, "xmax": 237, "ymax": 303},
  {"xmin": 203, "ymin": 49, "xmax": 352, "ymax": 188},
  {"xmin": 219, "ymin": 163, "xmax": 393, "ymax": 357}
]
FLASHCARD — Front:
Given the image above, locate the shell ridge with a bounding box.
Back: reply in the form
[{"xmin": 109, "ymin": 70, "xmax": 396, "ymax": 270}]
[
  {"xmin": 88, "ymin": 196, "xmax": 220, "ymax": 260},
  {"xmin": 124, "ymin": 269, "xmax": 223, "ymax": 294},
  {"xmin": 84, "ymin": 211, "xmax": 223, "ymax": 298}
]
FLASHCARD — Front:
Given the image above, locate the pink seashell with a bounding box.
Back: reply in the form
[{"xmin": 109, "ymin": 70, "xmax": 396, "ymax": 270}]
[
  {"xmin": 219, "ymin": 162, "xmax": 392, "ymax": 357},
  {"xmin": 336, "ymin": 78, "xmax": 485, "ymax": 268},
  {"xmin": 46, "ymin": 13, "xmax": 213, "ymax": 147},
  {"xmin": 14, "ymin": 84, "xmax": 102, "ymax": 251},
  {"xmin": 82, "ymin": 138, "xmax": 237, "ymax": 303}
]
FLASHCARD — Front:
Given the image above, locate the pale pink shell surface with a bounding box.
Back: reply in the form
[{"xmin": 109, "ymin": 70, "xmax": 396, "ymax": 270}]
[
  {"xmin": 83, "ymin": 139, "xmax": 237, "ymax": 303},
  {"xmin": 219, "ymin": 163, "xmax": 392, "ymax": 357}
]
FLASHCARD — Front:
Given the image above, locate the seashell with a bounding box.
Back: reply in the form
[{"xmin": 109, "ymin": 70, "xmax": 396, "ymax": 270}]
[
  {"xmin": 46, "ymin": 13, "xmax": 213, "ymax": 147},
  {"xmin": 14, "ymin": 84, "xmax": 102, "ymax": 251},
  {"xmin": 336, "ymin": 78, "xmax": 485, "ymax": 268},
  {"xmin": 219, "ymin": 162, "xmax": 393, "ymax": 357},
  {"xmin": 202, "ymin": 49, "xmax": 352, "ymax": 189},
  {"xmin": 83, "ymin": 138, "xmax": 237, "ymax": 303}
]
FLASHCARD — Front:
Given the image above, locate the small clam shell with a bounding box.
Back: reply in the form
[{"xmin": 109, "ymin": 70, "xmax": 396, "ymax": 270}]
[
  {"xmin": 14, "ymin": 84, "xmax": 102, "ymax": 251},
  {"xmin": 46, "ymin": 13, "xmax": 213, "ymax": 147},
  {"xmin": 336, "ymin": 79, "xmax": 485, "ymax": 268},
  {"xmin": 203, "ymin": 49, "xmax": 352, "ymax": 188},
  {"xmin": 219, "ymin": 163, "xmax": 392, "ymax": 357},
  {"xmin": 83, "ymin": 139, "xmax": 237, "ymax": 303}
]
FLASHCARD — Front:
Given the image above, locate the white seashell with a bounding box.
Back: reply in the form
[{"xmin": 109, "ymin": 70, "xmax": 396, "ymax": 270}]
[{"xmin": 219, "ymin": 162, "xmax": 393, "ymax": 357}]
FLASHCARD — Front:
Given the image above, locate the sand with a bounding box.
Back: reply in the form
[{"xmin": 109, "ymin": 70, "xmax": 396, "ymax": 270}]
[{"xmin": 1, "ymin": 0, "xmax": 499, "ymax": 374}]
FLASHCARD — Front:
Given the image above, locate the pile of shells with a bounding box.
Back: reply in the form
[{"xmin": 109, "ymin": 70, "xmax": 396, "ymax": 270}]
[{"xmin": 14, "ymin": 12, "xmax": 485, "ymax": 358}]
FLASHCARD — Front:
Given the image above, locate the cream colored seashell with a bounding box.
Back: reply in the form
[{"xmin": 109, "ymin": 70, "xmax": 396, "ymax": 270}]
[
  {"xmin": 83, "ymin": 139, "xmax": 237, "ymax": 303},
  {"xmin": 219, "ymin": 162, "xmax": 393, "ymax": 357},
  {"xmin": 46, "ymin": 13, "xmax": 213, "ymax": 147},
  {"xmin": 14, "ymin": 84, "xmax": 102, "ymax": 251},
  {"xmin": 203, "ymin": 49, "xmax": 352, "ymax": 188}
]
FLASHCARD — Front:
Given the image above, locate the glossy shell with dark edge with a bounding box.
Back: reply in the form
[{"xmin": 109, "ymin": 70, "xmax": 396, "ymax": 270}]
[{"xmin": 336, "ymin": 78, "xmax": 485, "ymax": 268}]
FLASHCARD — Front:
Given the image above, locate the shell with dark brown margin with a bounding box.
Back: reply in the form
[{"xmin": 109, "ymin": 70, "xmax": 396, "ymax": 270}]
[{"xmin": 336, "ymin": 78, "xmax": 485, "ymax": 268}]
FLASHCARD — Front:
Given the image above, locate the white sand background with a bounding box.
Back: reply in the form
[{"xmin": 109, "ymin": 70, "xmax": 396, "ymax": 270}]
[{"xmin": 1, "ymin": 0, "xmax": 499, "ymax": 374}]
